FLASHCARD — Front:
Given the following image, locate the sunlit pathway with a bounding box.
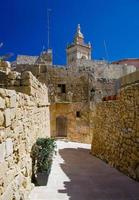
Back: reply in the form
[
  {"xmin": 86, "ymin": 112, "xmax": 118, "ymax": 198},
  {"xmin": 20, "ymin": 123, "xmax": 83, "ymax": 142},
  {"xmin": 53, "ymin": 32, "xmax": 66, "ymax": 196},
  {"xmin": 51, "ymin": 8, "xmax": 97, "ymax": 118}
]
[{"xmin": 29, "ymin": 140, "xmax": 139, "ymax": 200}]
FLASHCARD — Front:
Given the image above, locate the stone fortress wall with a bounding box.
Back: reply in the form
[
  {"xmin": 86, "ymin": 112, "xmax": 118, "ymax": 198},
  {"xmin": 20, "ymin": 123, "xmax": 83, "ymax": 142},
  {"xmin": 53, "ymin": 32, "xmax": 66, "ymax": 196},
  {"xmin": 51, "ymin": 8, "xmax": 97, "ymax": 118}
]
[
  {"xmin": 91, "ymin": 71, "xmax": 139, "ymax": 180},
  {"xmin": 0, "ymin": 66, "xmax": 50, "ymax": 199},
  {"xmin": 69, "ymin": 59, "xmax": 136, "ymax": 79},
  {"xmin": 14, "ymin": 62, "xmax": 119, "ymax": 143},
  {"xmin": 13, "ymin": 56, "xmax": 137, "ymax": 144},
  {"xmin": 14, "ymin": 59, "xmax": 136, "ymax": 102}
]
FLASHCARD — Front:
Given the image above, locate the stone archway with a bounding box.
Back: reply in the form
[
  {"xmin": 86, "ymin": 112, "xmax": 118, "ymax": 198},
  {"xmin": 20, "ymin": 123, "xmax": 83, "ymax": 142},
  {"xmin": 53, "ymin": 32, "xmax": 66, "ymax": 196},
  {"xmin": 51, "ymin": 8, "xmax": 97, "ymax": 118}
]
[{"xmin": 56, "ymin": 116, "xmax": 67, "ymax": 137}]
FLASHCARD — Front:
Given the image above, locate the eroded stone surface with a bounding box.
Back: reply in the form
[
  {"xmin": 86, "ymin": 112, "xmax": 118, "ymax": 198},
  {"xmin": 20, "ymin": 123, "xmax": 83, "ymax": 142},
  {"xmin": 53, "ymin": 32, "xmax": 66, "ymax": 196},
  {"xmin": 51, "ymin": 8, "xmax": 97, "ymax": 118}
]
[
  {"xmin": 0, "ymin": 142, "xmax": 6, "ymax": 163},
  {"xmin": 0, "ymin": 110, "xmax": 4, "ymax": 126},
  {"xmin": 4, "ymin": 108, "xmax": 11, "ymax": 127},
  {"xmin": 91, "ymin": 82, "xmax": 139, "ymax": 180},
  {"xmin": 0, "ymin": 74, "xmax": 50, "ymax": 199},
  {"xmin": 5, "ymin": 138, "xmax": 13, "ymax": 157},
  {"xmin": 0, "ymin": 97, "xmax": 5, "ymax": 109}
]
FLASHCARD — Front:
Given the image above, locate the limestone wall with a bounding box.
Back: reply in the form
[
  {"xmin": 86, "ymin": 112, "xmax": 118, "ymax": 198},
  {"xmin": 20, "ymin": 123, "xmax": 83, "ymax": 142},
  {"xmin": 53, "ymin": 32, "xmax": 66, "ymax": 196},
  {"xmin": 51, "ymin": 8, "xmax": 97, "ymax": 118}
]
[
  {"xmin": 0, "ymin": 72, "xmax": 50, "ymax": 199},
  {"xmin": 69, "ymin": 59, "xmax": 136, "ymax": 79},
  {"xmin": 91, "ymin": 72, "xmax": 139, "ymax": 180},
  {"xmin": 50, "ymin": 102, "xmax": 91, "ymax": 144},
  {"xmin": 14, "ymin": 60, "xmax": 135, "ymax": 105}
]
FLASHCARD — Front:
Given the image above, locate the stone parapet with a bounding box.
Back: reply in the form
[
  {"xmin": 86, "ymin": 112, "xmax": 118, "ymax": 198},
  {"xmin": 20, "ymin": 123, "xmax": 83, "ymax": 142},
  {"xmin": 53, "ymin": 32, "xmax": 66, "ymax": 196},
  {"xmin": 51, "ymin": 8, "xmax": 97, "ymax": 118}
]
[
  {"xmin": 0, "ymin": 61, "xmax": 11, "ymax": 74},
  {"xmin": 118, "ymin": 70, "xmax": 139, "ymax": 88},
  {"xmin": 0, "ymin": 70, "xmax": 49, "ymax": 105}
]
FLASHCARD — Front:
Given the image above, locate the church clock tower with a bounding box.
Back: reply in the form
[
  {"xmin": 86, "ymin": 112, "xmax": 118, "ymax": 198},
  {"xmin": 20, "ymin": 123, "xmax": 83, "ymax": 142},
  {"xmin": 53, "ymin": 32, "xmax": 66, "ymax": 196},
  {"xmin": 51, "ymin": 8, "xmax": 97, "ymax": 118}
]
[{"xmin": 66, "ymin": 24, "xmax": 92, "ymax": 66}]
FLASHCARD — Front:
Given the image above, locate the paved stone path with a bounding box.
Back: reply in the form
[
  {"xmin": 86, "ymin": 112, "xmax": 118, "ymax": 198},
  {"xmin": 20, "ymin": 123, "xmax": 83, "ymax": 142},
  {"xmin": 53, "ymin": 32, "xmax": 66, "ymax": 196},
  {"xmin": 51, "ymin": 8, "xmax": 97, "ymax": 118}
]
[{"xmin": 29, "ymin": 140, "xmax": 139, "ymax": 200}]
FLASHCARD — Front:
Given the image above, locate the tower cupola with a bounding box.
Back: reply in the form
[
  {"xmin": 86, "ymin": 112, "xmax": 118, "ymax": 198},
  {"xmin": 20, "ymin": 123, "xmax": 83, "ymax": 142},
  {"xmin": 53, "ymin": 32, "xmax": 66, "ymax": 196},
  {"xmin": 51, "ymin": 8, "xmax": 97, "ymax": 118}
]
[
  {"xmin": 66, "ymin": 24, "xmax": 92, "ymax": 66},
  {"xmin": 74, "ymin": 24, "xmax": 84, "ymax": 45}
]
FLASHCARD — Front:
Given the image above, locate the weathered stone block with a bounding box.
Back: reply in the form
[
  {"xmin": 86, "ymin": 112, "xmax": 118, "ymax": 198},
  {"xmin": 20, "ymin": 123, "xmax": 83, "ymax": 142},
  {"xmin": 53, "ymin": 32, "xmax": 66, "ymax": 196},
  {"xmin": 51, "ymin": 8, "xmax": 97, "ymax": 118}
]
[
  {"xmin": 0, "ymin": 111, "xmax": 4, "ymax": 126},
  {"xmin": 5, "ymin": 89, "xmax": 16, "ymax": 98},
  {"xmin": 9, "ymin": 94, "xmax": 16, "ymax": 108},
  {"xmin": 21, "ymin": 78, "xmax": 32, "ymax": 86},
  {"xmin": 21, "ymin": 71, "xmax": 32, "ymax": 79},
  {"xmin": 5, "ymin": 97, "xmax": 10, "ymax": 108},
  {"xmin": 8, "ymin": 71, "xmax": 19, "ymax": 80},
  {"xmin": 19, "ymin": 86, "xmax": 32, "ymax": 95},
  {"xmin": 0, "ymin": 89, "xmax": 6, "ymax": 98},
  {"xmin": 0, "ymin": 161, "xmax": 8, "ymax": 179},
  {"xmin": 1, "ymin": 183, "xmax": 14, "ymax": 200},
  {"xmin": 13, "ymin": 124, "xmax": 23, "ymax": 135},
  {"xmin": 5, "ymin": 138, "xmax": 13, "ymax": 157},
  {"xmin": 5, "ymin": 167, "xmax": 17, "ymax": 187},
  {"xmin": 4, "ymin": 109, "xmax": 11, "ymax": 127},
  {"xmin": 0, "ymin": 142, "xmax": 6, "ymax": 163},
  {"xmin": 0, "ymin": 97, "xmax": 5, "ymax": 109},
  {"xmin": 0, "ymin": 129, "xmax": 5, "ymax": 142},
  {"xmin": 10, "ymin": 108, "xmax": 16, "ymax": 120}
]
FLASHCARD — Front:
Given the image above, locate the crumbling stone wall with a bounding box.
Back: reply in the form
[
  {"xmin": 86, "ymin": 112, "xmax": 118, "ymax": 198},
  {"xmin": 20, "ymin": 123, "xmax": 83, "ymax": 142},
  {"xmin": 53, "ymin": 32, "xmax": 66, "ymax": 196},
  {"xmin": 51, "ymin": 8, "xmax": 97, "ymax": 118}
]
[
  {"xmin": 91, "ymin": 71, "xmax": 139, "ymax": 180},
  {"xmin": 0, "ymin": 72, "xmax": 50, "ymax": 199}
]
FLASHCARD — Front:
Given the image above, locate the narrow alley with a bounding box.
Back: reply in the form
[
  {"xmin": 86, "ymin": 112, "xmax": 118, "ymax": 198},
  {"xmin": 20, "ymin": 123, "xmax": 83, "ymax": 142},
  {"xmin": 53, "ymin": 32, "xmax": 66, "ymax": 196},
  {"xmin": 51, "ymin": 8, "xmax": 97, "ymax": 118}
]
[{"xmin": 29, "ymin": 140, "xmax": 139, "ymax": 200}]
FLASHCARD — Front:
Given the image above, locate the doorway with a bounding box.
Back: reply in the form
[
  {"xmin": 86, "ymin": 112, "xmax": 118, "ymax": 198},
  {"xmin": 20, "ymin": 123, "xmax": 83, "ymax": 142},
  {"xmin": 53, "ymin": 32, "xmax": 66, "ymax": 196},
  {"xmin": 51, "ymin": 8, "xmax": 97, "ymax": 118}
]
[{"xmin": 56, "ymin": 116, "xmax": 67, "ymax": 137}]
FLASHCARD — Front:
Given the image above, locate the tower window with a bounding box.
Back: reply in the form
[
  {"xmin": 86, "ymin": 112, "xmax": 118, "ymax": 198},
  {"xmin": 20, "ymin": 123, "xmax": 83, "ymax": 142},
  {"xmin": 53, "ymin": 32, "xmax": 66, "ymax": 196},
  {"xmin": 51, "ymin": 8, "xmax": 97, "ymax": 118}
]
[
  {"xmin": 91, "ymin": 88, "xmax": 95, "ymax": 95},
  {"xmin": 58, "ymin": 84, "xmax": 66, "ymax": 93},
  {"xmin": 76, "ymin": 111, "xmax": 81, "ymax": 118}
]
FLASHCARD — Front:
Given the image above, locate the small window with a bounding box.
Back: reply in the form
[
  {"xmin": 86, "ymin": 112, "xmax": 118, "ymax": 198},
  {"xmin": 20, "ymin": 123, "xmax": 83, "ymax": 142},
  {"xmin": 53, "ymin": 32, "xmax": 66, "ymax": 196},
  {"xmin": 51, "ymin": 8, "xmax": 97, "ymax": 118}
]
[
  {"xmin": 76, "ymin": 111, "xmax": 81, "ymax": 118},
  {"xmin": 91, "ymin": 88, "xmax": 95, "ymax": 93},
  {"xmin": 71, "ymin": 57, "xmax": 74, "ymax": 62},
  {"xmin": 58, "ymin": 84, "xmax": 66, "ymax": 93}
]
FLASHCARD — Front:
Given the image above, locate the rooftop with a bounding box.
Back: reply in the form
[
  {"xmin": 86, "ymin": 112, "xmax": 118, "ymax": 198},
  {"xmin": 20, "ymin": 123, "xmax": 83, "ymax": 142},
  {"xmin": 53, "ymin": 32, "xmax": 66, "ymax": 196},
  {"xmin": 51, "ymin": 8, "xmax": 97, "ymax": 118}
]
[{"xmin": 112, "ymin": 58, "xmax": 139, "ymax": 68}]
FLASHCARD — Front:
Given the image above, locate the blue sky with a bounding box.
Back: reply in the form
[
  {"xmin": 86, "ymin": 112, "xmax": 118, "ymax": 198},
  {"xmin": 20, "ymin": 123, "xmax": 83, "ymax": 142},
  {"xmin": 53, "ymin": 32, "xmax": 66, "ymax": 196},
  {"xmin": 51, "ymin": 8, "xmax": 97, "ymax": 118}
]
[{"xmin": 0, "ymin": 0, "xmax": 139, "ymax": 64}]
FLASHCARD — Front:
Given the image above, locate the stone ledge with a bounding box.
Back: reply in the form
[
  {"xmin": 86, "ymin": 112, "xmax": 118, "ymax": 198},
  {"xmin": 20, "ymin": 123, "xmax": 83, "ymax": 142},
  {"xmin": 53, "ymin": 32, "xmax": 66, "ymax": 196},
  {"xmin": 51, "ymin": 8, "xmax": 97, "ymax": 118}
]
[{"xmin": 119, "ymin": 71, "xmax": 139, "ymax": 88}]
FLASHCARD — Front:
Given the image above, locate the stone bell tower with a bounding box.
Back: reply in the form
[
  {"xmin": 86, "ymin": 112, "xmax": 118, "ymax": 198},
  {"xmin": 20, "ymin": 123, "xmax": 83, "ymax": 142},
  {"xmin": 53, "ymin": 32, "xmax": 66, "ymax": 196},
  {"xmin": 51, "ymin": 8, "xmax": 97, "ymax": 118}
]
[{"xmin": 66, "ymin": 24, "xmax": 92, "ymax": 66}]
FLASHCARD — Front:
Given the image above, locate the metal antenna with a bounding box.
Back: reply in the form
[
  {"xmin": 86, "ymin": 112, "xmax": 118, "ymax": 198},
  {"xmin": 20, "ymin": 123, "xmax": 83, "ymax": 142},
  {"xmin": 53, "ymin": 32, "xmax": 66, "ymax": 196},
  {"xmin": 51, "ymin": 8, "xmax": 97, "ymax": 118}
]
[
  {"xmin": 104, "ymin": 40, "xmax": 109, "ymax": 62},
  {"xmin": 47, "ymin": 9, "xmax": 52, "ymax": 49}
]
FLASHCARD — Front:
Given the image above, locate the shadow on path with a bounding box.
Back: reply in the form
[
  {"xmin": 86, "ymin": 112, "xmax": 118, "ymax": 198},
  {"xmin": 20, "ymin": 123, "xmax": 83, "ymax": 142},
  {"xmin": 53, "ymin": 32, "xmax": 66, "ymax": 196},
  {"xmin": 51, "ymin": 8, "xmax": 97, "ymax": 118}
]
[{"xmin": 58, "ymin": 147, "xmax": 139, "ymax": 200}]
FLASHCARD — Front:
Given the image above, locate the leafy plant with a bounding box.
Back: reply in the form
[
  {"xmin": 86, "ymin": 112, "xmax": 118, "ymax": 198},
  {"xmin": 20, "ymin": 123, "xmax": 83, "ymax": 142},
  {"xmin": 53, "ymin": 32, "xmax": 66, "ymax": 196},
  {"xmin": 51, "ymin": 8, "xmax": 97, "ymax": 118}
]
[{"xmin": 31, "ymin": 137, "xmax": 56, "ymax": 174}]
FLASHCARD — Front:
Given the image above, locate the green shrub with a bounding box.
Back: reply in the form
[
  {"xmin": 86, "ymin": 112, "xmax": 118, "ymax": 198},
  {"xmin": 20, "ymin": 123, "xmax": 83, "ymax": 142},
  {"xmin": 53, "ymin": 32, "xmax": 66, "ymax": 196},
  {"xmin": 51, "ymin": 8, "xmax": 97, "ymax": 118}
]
[{"xmin": 31, "ymin": 137, "xmax": 56, "ymax": 174}]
